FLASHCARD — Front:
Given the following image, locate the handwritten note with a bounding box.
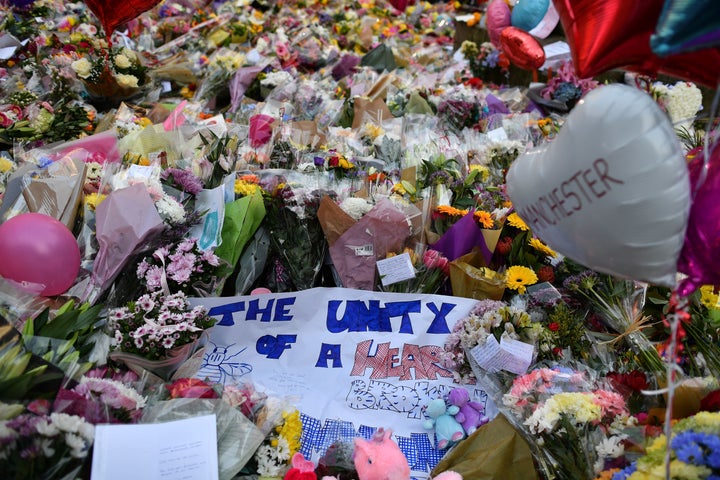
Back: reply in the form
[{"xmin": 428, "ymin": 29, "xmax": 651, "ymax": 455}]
[
  {"xmin": 91, "ymin": 414, "xmax": 218, "ymax": 480},
  {"xmin": 376, "ymin": 252, "xmax": 416, "ymax": 286},
  {"xmin": 470, "ymin": 335, "xmax": 535, "ymax": 375}
]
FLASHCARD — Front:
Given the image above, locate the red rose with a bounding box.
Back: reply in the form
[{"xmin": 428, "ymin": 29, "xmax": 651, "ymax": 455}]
[
  {"xmin": 548, "ymin": 322, "xmax": 560, "ymax": 332},
  {"xmin": 537, "ymin": 265, "xmax": 555, "ymax": 283},
  {"xmin": 700, "ymin": 389, "xmax": 720, "ymax": 412},
  {"xmin": 167, "ymin": 378, "xmax": 219, "ymax": 399},
  {"xmin": 496, "ymin": 236, "xmax": 513, "ymax": 256}
]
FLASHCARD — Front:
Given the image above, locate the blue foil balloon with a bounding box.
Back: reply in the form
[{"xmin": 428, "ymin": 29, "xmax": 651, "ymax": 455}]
[
  {"xmin": 511, "ymin": 0, "xmax": 550, "ymax": 31},
  {"xmin": 651, "ymin": 0, "xmax": 720, "ymax": 56}
]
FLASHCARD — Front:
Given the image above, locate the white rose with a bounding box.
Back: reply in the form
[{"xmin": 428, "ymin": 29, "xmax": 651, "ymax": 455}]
[
  {"xmin": 71, "ymin": 58, "xmax": 92, "ymax": 78},
  {"xmin": 114, "ymin": 54, "xmax": 131, "ymax": 69},
  {"xmin": 116, "ymin": 73, "xmax": 139, "ymax": 89},
  {"xmin": 121, "ymin": 47, "xmax": 137, "ymax": 61}
]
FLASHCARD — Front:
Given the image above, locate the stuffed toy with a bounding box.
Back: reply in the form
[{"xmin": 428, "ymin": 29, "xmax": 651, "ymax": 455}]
[
  {"xmin": 285, "ymin": 452, "xmax": 319, "ymax": 480},
  {"xmin": 422, "ymin": 398, "xmax": 466, "ymax": 449},
  {"xmin": 446, "ymin": 387, "xmax": 489, "ymax": 436},
  {"xmin": 320, "ymin": 428, "xmax": 462, "ymax": 480}
]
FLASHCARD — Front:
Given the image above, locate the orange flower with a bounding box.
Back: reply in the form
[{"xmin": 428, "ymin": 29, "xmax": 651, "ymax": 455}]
[
  {"xmin": 474, "ymin": 210, "xmax": 494, "ymax": 229},
  {"xmin": 435, "ymin": 205, "xmax": 469, "ymax": 217}
]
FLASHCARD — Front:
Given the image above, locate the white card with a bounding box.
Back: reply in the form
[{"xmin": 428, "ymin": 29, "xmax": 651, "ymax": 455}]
[
  {"xmin": 91, "ymin": 414, "xmax": 219, "ymax": 480},
  {"xmin": 376, "ymin": 252, "xmax": 416, "ymax": 286},
  {"xmin": 499, "ymin": 336, "xmax": 535, "ymax": 375}
]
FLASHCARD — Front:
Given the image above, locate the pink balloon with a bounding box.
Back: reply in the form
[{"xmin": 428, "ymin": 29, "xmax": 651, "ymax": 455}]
[
  {"xmin": 677, "ymin": 147, "xmax": 720, "ymax": 296},
  {"xmin": 0, "ymin": 213, "xmax": 81, "ymax": 296},
  {"xmin": 486, "ymin": 0, "xmax": 512, "ymax": 47}
]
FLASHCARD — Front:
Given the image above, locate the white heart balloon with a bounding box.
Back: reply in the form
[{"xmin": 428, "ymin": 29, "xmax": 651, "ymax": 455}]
[{"xmin": 506, "ymin": 84, "xmax": 690, "ymax": 287}]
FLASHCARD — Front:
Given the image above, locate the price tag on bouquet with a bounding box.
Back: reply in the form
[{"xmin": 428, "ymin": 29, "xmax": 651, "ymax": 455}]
[{"xmin": 470, "ymin": 335, "xmax": 535, "ymax": 375}]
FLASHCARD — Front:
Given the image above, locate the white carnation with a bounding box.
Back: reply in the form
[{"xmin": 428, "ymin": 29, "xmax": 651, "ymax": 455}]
[{"xmin": 156, "ymin": 194, "xmax": 186, "ymax": 224}]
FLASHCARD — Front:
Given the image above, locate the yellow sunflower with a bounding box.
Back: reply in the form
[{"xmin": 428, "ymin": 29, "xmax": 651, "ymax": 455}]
[
  {"xmin": 529, "ymin": 237, "xmax": 557, "ymax": 258},
  {"xmin": 505, "ymin": 265, "xmax": 538, "ymax": 294},
  {"xmin": 507, "ymin": 212, "xmax": 529, "ymax": 231},
  {"xmin": 474, "ymin": 210, "xmax": 494, "ymax": 229}
]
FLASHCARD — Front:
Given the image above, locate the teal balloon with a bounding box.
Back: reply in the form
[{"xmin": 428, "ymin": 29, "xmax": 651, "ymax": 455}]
[
  {"xmin": 651, "ymin": 0, "xmax": 720, "ymax": 56},
  {"xmin": 511, "ymin": 0, "xmax": 550, "ymax": 32}
]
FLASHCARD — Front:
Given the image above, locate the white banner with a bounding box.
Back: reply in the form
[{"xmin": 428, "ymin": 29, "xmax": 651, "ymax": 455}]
[{"xmin": 191, "ymin": 288, "xmax": 493, "ymax": 477}]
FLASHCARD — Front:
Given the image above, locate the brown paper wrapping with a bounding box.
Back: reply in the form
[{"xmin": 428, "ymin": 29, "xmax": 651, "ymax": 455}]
[
  {"xmin": 449, "ymin": 248, "xmax": 506, "ymax": 300},
  {"xmin": 431, "ymin": 414, "xmax": 539, "ymax": 480},
  {"xmin": 351, "ymin": 97, "xmax": 393, "ymax": 129},
  {"xmin": 654, "ymin": 377, "xmax": 716, "ymax": 419},
  {"xmin": 289, "ymin": 120, "xmax": 326, "ymax": 148},
  {"xmin": 22, "ymin": 158, "xmax": 86, "ymax": 229},
  {"xmin": 317, "ymin": 195, "xmax": 357, "ymax": 247},
  {"xmin": 481, "ymin": 228, "xmax": 502, "ymax": 255}
]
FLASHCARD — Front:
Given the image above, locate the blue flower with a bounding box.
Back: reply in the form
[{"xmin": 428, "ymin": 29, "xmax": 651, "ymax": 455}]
[
  {"xmin": 611, "ymin": 462, "xmax": 636, "ymax": 480},
  {"xmin": 671, "ymin": 430, "xmax": 720, "ymax": 469}
]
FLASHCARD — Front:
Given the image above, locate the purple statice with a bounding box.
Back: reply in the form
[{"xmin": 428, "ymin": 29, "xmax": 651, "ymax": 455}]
[
  {"xmin": 161, "ymin": 167, "xmax": 204, "ymax": 195},
  {"xmin": 562, "ymin": 270, "xmax": 599, "ymax": 293}
]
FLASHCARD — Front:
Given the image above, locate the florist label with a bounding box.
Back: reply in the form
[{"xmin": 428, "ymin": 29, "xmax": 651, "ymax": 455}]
[{"xmin": 190, "ymin": 287, "xmax": 493, "ymax": 476}]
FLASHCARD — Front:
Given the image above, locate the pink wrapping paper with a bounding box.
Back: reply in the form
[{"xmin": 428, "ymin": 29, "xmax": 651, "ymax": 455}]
[
  {"xmin": 91, "ymin": 183, "xmax": 165, "ymax": 297},
  {"xmin": 329, "ymin": 198, "xmax": 412, "ymax": 290}
]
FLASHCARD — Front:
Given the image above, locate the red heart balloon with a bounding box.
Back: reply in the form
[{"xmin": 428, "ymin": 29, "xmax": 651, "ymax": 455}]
[
  {"xmin": 554, "ymin": 0, "xmax": 720, "ymax": 88},
  {"xmin": 84, "ymin": 0, "xmax": 163, "ymax": 38},
  {"xmin": 499, "ymin": 26, "xmax": 546, "ymax": 71}
]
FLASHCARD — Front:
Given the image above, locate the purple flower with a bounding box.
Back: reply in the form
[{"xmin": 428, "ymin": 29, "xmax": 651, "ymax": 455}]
[{"xmin": 161, "ymin": 168, "xmax": 204, "ymax": 195}]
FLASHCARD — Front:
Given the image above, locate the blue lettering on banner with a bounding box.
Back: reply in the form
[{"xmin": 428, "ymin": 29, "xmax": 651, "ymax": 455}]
[
  {"xmin": 299, "ymin": 414, "xmax": 443, "ymax": 476},
  {"xmin": 426, "ymin": 303, "xmax": 455, "ymax": 334},
  {"xmin": 315, "ymin": 343, "xmax": 342, "ymax": 368},
  {"xmin": 256, "ymin": 334, "xmax": 297, "ymax": 358},
  {"xmin": 207, "ymin": 297, "xmax": 296, "ymax": 326},
  {"xmin": 208, "ymin": 302, "xmax": 246, "ymax": 326},
  {"xmin": 326, "ymin": 300, "xmax": 457, "ymax": 334}
]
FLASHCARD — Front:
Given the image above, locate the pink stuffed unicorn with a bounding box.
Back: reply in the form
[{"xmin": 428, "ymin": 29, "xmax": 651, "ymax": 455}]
[{"xmin": 321, "ymin": 428, "xmax": 462, "ymax": 480}]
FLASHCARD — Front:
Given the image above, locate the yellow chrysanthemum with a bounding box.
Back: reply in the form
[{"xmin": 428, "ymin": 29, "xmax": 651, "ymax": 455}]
[
  {"xmin": 507, "ymin": 212, "xmax": 529, "ymax": 231},
  {"xmin": 468, "ymin": 164, "xmax": 490, "ymax": 182},
  {"xmin": 505, "ymin": 265, "xmax": 538, "ymax": 294},
  {"xmin": 528, "ymin": 237, "xmax": 557, "ymax": 258},
  {"xmin": 699, "ymin": 285, "xmax": 719, "ymax": 310},
  {"xmin": 84, "ymin": 192, "xmax": 106, "ymax": 210},
  {"xmin": 392, "ymin": 182, "xmax": 407, "ymax": 195},
  {"xmin": 279, "ymin": 409, "xmax": 302, "ymax": 456},
  {"xmin": 474, "ymin": 210, "xmax": 494, "ymax": 229},
  {"xmin": 0, "ymin": 157, "xmax": 13, "ymax": 173},
  {"xmin": 436, "ymin": 205, "xmax": 469, "ymax": 217},
  {"xmin": 235, "ymin": 180, "xmax": 261, "ymax": 197},
  {"xmin": 338, "ymin": 157, "xmax": 354, "ymax": 170}
]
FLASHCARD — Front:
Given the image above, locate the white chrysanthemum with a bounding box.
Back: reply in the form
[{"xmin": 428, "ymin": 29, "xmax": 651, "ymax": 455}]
[
  {"xmin": 65, "ymin": 432, "xmax": 89, "ymax": 458},
  {"xmin": 155, "ymin": 194, "xmax": 186, "ymax": 224},
  {"xmin": 35, "ymin": 418, "xmax": 60, "ymax": 437},
  {"xmin": 49, "ymin": 413, "xmax": 84, "ymax": 434},
  {"xmin": 116, "ymin": 73, "xmax": 139, "ymax": 89},
  {"xmin": 71, "ymin": 58, "xmax": 92, "ymax": 78},
  {"xmin": 339, "ymin": 197, "xmax": 373, "ymax": 220}
]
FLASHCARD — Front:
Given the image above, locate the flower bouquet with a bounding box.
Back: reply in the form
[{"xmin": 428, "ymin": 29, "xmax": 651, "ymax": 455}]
[
  {"xmin": 136, "ymin": 237, "xmax": 225, "ymax": 297},
  {"xmin": 502, "ymin": 366, "xmax": 635, "ymax": 480},
  {"xmin": 0, "ymin": 401, "xmax": 95, "ymax": 479},
  {"xmin": 72, "ymin": 46, "xmax": 148, "ymax": 107},
  {"xmin": 562, "ymin": 270, "xmax": 666, "ymax": 377},
  {"xmin": 107, "ymin": 291, "xmax": 215, "ymax": 381},
  {"xmin": 378, "ymin": 247, "xmax": 450, "ymax": 295}
]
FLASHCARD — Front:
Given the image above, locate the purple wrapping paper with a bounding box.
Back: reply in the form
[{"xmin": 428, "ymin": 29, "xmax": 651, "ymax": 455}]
[
  {"xmin": 91, "ymin": 183, "xmax": 165, "ymax": 296},
  {"xmin": 486, "ymin": 94, "xmax": 510, "ymax": 115},
  {"xmin": 329, "ymin": 198, "xmax": 412, "ymax": 290},
  {"xmin": 431, "ymin": 211, "xmax": 493, "ymax": 264},
  {"xmin": 229, "ymin": 65, "xmax": 266, "ymax": 113}
]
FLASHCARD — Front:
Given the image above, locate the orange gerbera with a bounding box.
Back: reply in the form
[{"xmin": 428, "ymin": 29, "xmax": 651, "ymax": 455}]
[
  {"xmin": 436, "ymin": 205, "xmax": 469, "ymax": 217},
  {"xmin": 474, "ymin": 210, "xmax": 494, "ymax": 229}
]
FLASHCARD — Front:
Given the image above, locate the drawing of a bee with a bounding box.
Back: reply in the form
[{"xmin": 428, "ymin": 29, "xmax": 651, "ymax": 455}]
[{"xmin": 198, "ymin": 342, "xmax": 252, "ymax": 384}]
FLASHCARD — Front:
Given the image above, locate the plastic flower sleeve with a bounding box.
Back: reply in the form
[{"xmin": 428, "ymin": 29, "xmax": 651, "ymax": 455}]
[
  {"xmin": 141, "ymin": 397, "xmax": 266, "ymax": 480},
  {"xmin": 86, "ymin": 183, "xmax": 164, "ymax": 304}
]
